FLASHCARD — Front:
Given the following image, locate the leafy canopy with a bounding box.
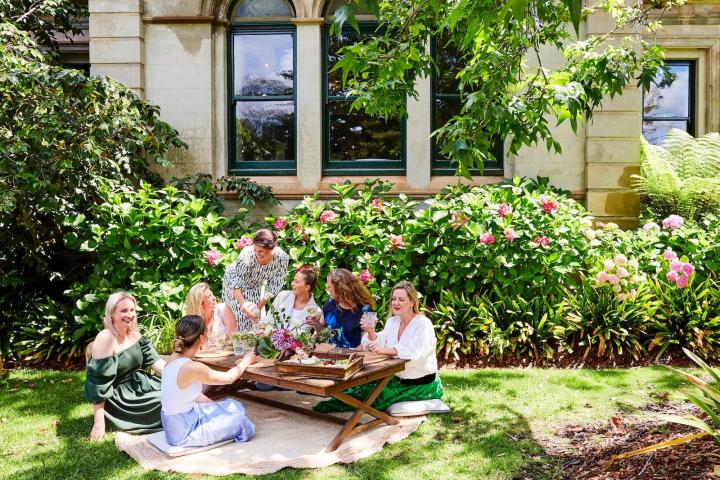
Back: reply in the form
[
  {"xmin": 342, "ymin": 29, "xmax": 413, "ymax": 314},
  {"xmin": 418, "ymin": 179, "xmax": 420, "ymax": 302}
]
[{"xmin": 330, "ymin": 0, "xmax": 683, "ymax": 177}]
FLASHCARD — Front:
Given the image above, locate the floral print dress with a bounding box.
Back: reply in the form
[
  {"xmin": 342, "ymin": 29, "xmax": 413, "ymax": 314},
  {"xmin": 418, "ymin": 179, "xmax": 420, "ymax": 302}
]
[{"xmin": 221, "ymin": 246, "xmax": 289, "ymax": 331}]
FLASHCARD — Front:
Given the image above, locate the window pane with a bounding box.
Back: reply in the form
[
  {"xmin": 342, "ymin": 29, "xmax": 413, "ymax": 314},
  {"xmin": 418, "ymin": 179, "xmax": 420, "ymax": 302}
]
[
  {"xmin": 435, "ymin": 97, "xmax": 461, "ymax": 160},
  {"xmin": 328, "ymin": 101, "xmax": 401, "ymax": 161},
  {"xmin": 327, "ymin": 31, "xmax": 359, "ymax": 97},
  {"xmin": 234, "ymin": 0, "xmax": 293, "ymax": 18},
  {"xmin": 436, "ymin": 39, "xmax": 462, "ymax": 94},
  {"xmin": 325, "ymin": 0, "xmax": 374, "ymax": 17},
  {"xmin": 233, "ymin": 34, "xmax": 293, "ymax": 97},
  {"xmin": 235, "ymin": 101, "xmax": 294, "ymax": 161},
  {"xmin": 643, "ymin": 64, "xmax": 690, "ymax": 118},
  {"xmin": 642, "ymin": 120, "xmax": 688, "ymax": 146}
]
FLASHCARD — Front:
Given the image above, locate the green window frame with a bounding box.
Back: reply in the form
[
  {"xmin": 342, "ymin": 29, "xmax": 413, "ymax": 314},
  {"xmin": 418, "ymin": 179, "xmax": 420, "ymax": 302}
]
[
  {"xmin": 430, "ymin": 37, "xmax": 503, "ymax": 176},
  {"xmin": 322, "ymin": 22, "xmax": 406, "ymax": 175},
  {"xmin": 642, "ymin": 60, "xmax": 696, "ymax": 145},
  {"xmin": 228, "ymin": 8, "xmax": 297, "ymax": 175}
]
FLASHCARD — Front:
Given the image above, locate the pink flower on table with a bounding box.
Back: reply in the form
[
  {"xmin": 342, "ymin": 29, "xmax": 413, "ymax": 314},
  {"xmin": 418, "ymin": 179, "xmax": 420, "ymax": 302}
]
[
  {"xmin": 614, "ymin": 254, "xmax": 627, "ymax": 267},
  {"xmin": 682, "ymin": 263, "xmax": 695, "ymax": 276},
  {"xmin": 666, "ymin": 270, "xmax": 679, "ymax": 283},
  {"xmin": 204, "ymin": 249, "xmax": 222, "ymax": 266},
  {"xmin": 534, "ymin": 236, "xmax": 551, "ymax": 247},
  {"xmin": 663, "ymin": 249, "xmax": 677, "ymax": 261},
  {"xmin": 497, "ymin": 203, "xmax": 512, "ymax": 218},
  {"xmin": 616, "ymin": 267, "xmax": 629, "ymax": 278},
  {"xmin": 670, "ymin": 261, "xmax": 683, "ymax": 273},
  {"xmin": 596, "ymin": 271, "xmax": 610, "ymax": 283},
  {"xmin": 603, "ymin": 259, "xmax": 615, "ymax": 271},
  {"xmin": 320, "ymin": 210, "xmax": 336, "ymax": 224},
  {"xmin": 359, "ymin": 269, "xmax": 373, "ymax": 284},
  {"xmin": 643, "ymin": 222, "xmax": 660, "ymax": 232},
  {"xmin": 235, "ymin": 235, "xmax": 253, "ymax": 249},
  {"xmin": 273, "ymin": 218, "xmax": 287, "ymax": 230},
  {"xmin": 676, "ymin": 274, "xmax": 690, "ymax": 289},
  {"xmin": 450, "ymin": 212, "xmax": 468, "ymax": 229},
  {"xmin": 270, "ymin": 328, "xmax": 296, "ymax": 351},
  {"xmin": 662, "ymin": 215, "xmax": 684, "ymax": 229},
  {"xmin": 389, "ymin": 234, "xmax": 405, "ymax": 252},
  {"xmin": 539, "ymin": 197, "xmax": 559, "ymax": 214},
  {"xmin": 479, "ymin": 233, "xmax": 496, "ymax": 245},
  {"xmin": 372, "ymin": 197, "xmax": 384, "ymax": 212},
  {"xmin": 503, "ymin": 228, "xmax": 517, "ymax": 242}
]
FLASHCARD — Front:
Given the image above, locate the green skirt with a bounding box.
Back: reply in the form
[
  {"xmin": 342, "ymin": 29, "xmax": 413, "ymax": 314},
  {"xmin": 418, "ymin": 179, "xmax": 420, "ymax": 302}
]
[{"xmin": 313, "ymin": 375, "xmax": 444, "ymax": 413}]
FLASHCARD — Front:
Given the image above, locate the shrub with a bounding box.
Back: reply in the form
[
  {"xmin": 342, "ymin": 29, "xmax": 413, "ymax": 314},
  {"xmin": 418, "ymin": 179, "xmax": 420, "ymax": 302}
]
[{"xmin": 430, "ymin": 290, "xmax": 492, "ymax": 359}]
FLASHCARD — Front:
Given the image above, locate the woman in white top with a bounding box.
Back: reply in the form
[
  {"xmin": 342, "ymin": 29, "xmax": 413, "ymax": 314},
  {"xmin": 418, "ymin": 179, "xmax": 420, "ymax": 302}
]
[
  {"xmin": 272, "ymin": 268, "xmax": 321, "ymax": 333},
  {"xmin": 184, "ymin": 283, "xmax": 236, "ymax": 350},
  {"xmin": 313, "ymin": 281, "xmax": 444, "ymax": 413},
  {"xmin": 161, "ymin": 315, "xmax": 256, "ymax": 447}
]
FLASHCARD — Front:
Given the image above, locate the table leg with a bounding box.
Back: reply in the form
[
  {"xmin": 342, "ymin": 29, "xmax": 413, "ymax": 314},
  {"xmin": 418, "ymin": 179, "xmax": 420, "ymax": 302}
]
[{"xmin": 325, "ymin": 375, "xmax": 397, "ymax": 452}]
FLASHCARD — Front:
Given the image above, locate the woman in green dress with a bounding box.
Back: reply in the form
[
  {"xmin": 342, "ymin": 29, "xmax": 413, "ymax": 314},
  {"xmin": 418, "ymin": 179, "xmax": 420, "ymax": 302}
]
[
  {"xmin": 314, "ymin": 281, "xmax": 443, "ymax": 413},
  {"xmin": 85, "ymin": 292, "xmax": 166, "ymax": 440}
]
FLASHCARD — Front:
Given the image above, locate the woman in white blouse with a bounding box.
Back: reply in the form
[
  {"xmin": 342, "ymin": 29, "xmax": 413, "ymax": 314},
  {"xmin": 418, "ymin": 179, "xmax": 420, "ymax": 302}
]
[
  {"xmin": 313, "ymin": 281, "xmax": 444, "ymax": 413},
  {"xmin": 272, "ymin": 268, "xmax": 321, "ymax": 333}
]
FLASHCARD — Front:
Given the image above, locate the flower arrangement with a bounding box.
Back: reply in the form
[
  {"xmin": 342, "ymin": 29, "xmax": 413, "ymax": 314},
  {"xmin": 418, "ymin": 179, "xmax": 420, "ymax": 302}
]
[{"xmin": 251, "ymin": 306, "xmax": 337, "ymax": 359}]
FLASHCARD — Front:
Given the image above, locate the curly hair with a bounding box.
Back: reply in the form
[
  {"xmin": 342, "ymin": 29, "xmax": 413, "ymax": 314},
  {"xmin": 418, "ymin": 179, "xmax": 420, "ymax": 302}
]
[{"xmin": 328, "ymin": 268, "xmax": 376, "ymax": 311}]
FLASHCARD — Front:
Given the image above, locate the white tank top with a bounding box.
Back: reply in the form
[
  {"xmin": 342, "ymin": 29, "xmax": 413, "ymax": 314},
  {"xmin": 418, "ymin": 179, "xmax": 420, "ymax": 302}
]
[{"xmin": 161, "ymin": 357, "xmax": 203, "ymax": 415}]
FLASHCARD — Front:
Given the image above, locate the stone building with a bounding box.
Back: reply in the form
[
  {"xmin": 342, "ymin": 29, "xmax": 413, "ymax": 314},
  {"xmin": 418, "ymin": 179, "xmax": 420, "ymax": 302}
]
[{"xmin": 77, "ymin": 0, "xmax": 720, "ymax": 226}]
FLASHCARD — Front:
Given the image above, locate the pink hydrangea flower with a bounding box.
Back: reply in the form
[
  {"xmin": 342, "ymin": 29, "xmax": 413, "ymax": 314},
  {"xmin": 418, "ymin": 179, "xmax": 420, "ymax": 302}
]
[
  {"xmin": 359, "ymin": 269, "xmax": 373, "ymax": 284},
  {"xmin": 608, "ymin": 274, "xmax": 620, "ymax": 285},
  {"xmin": 235, "ymin": 236, "xmax": 253, "ymax": 249},
  {"xmin": 539, "ymin": 197, "xmax": 559, "ymax": 214},
  {"xmin": 666, "ymin": 271, "xmax": 679, "ymax": 283},
  {"xmin": 273, "ymin": 218, "xmax": 287, "ymax": 230},
  {"xmin": 270, "ymin": 328, "xmax": 296, "ymax": 351},
  {"xmin": 662, "ymin": 215, "xmax": 684, "ymax": 229},
  {"xmin": 676, "ymin": 274, "xmax": 690, "ymax": 289},
  {"xmin": 319, "ymin": 210, "xmax": 336, "ymax": 224},
  {"xmin": 643, "ymin": 222, "xmax": 660, "ymax": 232},
  {"xmin": 534, "ymin": 236, "xmax": 551, "ymax": 247},
  {"xmin": 682, "ymin": 263, "xmax": 695, "ymax": 276},
  {"xmin": 628, "ymin": 289, "xmax": 637, "ymax": 300},
  {"xmin": 450, "ymin": 212, "xmax": 468, "ymax": 229},
  {"xmin": 616, "ymin": 267, "xmax": 629, "ymax": 278},
  {"xmin": 596, "ymin": 271, "xmax": 610, "ymax": 283},
  {"xmin": 617, "ymin": 293, "xmax": 627, "ymax": 301},
  {"xmin": 503, "ymin": 228, "xmax": 517, "ymax": 242},
  {"xmin": 204, "ymin": 249, "xmax": 222, "ymax": 266},
  {"xmin": 479, "ymin": 233, "xmax": 496, "ymax": 245},
  {"xmin": 603, "ymin": 259, "xmax": 615, "ymax": 271},
  {"xmin": 389, "ymin": 234, "xmax": 405, "ymax": 252},
  {"xmin": 614, "ymin": 254, "xmax": 627, "ymax": 267},
  {"xmin": 669, "ymin": 261, "xmax": 684, "ymax": 273},
  {"xmin": 497, "ymin": 203, "xmax": 512, "ymax": 218},
  {"xmin": 372, "ymin": 197, "xmax": 384, "ymax": 212},
  {"xmin": 663, "ymin": 249, "xmax": 677, "ymax": 261}
]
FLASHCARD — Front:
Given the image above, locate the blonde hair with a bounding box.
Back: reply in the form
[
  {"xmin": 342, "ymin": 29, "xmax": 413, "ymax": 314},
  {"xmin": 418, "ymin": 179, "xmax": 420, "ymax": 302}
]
[
  {"xmin": 391, "ymin": 281, "xmax": 420, "ymax": 314},
  {"xmin": 329, "ymin": 268, "xmax": 376, "ymax": 310},
  {"xmin": 103, "ymin": 292, "xmax": 138, "ymax": 335},
  {"xmin": 184, "ymin": 283, "xmax": 209, "ymax": 318}
]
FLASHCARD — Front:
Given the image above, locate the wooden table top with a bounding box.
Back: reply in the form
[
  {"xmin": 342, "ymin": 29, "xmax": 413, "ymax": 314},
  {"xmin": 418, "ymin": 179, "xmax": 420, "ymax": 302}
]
[{"xmin": 197, "ymin": 352, "xmax": 407, "ymax": 397}]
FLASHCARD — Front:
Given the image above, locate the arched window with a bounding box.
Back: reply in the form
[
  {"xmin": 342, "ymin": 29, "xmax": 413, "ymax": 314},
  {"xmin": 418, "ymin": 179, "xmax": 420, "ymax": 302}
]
[
  {"xmin": 228, "ymin": 0, "xmax": 296, "ymax": 175},
  {"xmin": 322, "ymin": 0, "xmax": 405, "ymax": 175},
  {"xmin": 431, "ymin": 36, "xmax": 503, "ymax": 175}
]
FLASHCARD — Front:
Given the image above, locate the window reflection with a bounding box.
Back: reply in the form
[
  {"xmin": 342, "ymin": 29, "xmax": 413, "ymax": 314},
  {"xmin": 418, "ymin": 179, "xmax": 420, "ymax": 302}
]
[
  {"xmin": 328, "ymin": 101, "xmax": 401, "ymax": 161},
  {"xmin": 234, "ymin": 0, "xmax": 293, "ymax": 18},
  {"xmin": 234, "ymin": 34, "xmax": 293, "ymax": 97},
  {"xmin": 235, "ymin": 101, "xmax": 294, "ymax": 162},
  {"xmin": 642, "ymin": 61, "xmax": 694, "ymax": 145}
]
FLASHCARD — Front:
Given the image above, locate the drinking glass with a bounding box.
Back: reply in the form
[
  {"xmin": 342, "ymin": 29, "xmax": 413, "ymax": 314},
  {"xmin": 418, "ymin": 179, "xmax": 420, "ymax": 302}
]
[{"xmin": 365, "ymin": 311, "xmax": 378, "ymax": 330}]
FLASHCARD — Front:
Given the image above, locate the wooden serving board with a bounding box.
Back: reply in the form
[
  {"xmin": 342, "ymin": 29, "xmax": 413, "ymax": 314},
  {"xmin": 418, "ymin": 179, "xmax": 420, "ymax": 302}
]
[
  {"xmin": 274, "ymin": 352, "xmax": 363, "ymax": 380},
  {"xmin": 194, "ymin": 349, "xmax": 234, "ymax": 359}
]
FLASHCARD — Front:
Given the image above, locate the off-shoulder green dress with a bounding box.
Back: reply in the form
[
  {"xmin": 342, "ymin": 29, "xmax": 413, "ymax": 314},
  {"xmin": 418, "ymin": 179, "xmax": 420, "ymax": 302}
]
[{"xmin": 84, "ymin": 337, "xmax": 162, "ymax": 433}]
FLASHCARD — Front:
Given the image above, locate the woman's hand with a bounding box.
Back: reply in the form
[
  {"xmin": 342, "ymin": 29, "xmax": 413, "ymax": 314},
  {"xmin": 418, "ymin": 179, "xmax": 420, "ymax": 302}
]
[
  {"xmin": 359, "ymin": 313, "xmax": 375, "ymax": 333},
  {"xmin": 89, "ymin": 420, "xmax": 105, "ymax": 441},
  {"xmin": 238, "ymin": 352, "xmax": 257, "ymax": 368},
  {"xmin": 365, "ymin": 341, "xmax": 395, "ymax": 356},
  {"xmin": 241, "ymin": 301, "xmax": 260, "ymax": 322}
]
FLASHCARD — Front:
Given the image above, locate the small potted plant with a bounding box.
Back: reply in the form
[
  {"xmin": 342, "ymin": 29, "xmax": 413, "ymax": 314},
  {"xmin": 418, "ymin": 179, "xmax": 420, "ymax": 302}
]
[{"xmin": 231, "ymin": 331, "xmax": 257, "ymax": 356}]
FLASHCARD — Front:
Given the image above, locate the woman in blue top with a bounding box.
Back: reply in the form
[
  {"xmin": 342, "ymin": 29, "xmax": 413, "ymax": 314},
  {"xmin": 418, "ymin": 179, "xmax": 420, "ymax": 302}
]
[{"xmin": 307, "ymin": 268, "xmax": 375, "ymax": 348}]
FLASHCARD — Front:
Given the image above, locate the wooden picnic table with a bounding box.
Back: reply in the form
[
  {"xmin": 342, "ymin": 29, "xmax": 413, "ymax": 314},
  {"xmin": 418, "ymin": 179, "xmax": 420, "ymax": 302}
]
[{"xmin": 197, "ymin": 350, "xmax": 408, "ymax": 452}]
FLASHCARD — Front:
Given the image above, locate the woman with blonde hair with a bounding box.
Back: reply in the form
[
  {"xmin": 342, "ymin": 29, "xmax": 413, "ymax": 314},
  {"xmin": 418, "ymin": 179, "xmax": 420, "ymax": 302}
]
[
  {"xmin": 160, "ymin": 315, "xmax": 256, "ymax": 447},
  {"xmin": 84, "ymin": 292, "xmax": 166, "ymax": 440},
  {"xmin": 307, "ymin": 268, "xmax": 375, "ymax": 348},
  {"xmin": 184, "ymin": 283, "xmax": 236, "ymax": 349},
  {"xmin": 314, "ymin": 281, "xmax": 443, "ymax": 413}
]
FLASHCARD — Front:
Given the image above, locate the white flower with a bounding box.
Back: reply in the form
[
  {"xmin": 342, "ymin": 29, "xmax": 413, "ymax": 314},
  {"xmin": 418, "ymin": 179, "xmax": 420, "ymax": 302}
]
[{"xmin": 512, "ymin": 186, "xmax": 523, "ymax": 195}]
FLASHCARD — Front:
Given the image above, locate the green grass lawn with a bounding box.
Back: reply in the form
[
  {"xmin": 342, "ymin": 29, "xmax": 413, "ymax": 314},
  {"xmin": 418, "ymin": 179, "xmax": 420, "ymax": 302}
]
[{"xmin": 0, "ymin": 367, "xmax": 690, "ymax": 480}]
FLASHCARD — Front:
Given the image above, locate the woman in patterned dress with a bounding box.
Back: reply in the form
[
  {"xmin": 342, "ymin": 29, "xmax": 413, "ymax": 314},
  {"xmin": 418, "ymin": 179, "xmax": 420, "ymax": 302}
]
[{"xmin": 222, "ymin": 229, "xmax": 289, "ymax": 332}]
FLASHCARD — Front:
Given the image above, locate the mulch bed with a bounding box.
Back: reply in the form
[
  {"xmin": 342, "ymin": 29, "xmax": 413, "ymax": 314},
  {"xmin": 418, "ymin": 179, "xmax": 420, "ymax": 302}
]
[{"xmin": 536, "ymin": 401, "xmax": 720, "ymax": 479}]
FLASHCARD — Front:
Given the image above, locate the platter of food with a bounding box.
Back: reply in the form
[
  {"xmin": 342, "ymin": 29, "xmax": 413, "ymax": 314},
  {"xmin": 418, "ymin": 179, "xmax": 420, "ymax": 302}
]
[{"xmin": 274, "ymin": 350, "xmax": 364, "ymax": 379}]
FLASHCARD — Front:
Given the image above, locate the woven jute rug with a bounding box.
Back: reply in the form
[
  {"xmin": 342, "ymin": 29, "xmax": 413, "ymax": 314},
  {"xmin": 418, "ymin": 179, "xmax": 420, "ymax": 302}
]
[{"xmin": 115, "ymin": 390, "xmax": 425, "ymax": 475}]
